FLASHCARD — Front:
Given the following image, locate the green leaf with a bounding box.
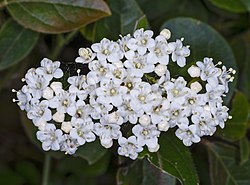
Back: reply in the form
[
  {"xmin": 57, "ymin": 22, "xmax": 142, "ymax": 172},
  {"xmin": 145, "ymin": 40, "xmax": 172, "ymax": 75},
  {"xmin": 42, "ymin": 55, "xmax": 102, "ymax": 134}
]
[
  {"xmin": 76, "ymin": 140, "xmax": 107, "ymax": 165},
  {"xmin": 208, "ymin": 0, "xmax": 247, "ymax": 13},
  {"xmin": 240, "ymin": 137, "xmax": 250, "ymax": 165},
  {"xmin": 133, "ymin": 15, "xmax": 150, "ymax": 31},
  {"xmin": 218, "ymin": 91, "xmax": 249, "ymax": 140},
  {"xmin": 0, "ymin": 19, "xmax": 39, "ymax": 70},
  {"xmin": 136, "ymin": 0, "xmax": 209, "ymax": 30},
  {"xmin": 81, "ymin": 0, "xmax": 144, "ymax": 42},
  {"xmin": 230, "ymin": 34, "xmax": 250, "ymax": 100},
  {"xmin": 5, "ymin": 0, "xmax": 111, "ymax": 34},
  {"xmin": 161, "ymin": 17, "xmax": 237, "ymax": 105},
  {"xmin": 207, "ymin": 141, "xmax": 250, "ymax": 185},
  {"xmin": 117, "ymin": 159, "xmax": 175, "ymax": 185},
  {"xmin": 148, "ymin": 130, "xmax": 199, "ymax": 185}
]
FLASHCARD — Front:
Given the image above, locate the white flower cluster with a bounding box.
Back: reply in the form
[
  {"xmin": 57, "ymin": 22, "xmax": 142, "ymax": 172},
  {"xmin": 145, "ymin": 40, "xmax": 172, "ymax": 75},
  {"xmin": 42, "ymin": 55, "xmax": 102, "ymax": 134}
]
[{"xmin": 13, "ymin": 28, "xmax": 235, "ymax": 160}]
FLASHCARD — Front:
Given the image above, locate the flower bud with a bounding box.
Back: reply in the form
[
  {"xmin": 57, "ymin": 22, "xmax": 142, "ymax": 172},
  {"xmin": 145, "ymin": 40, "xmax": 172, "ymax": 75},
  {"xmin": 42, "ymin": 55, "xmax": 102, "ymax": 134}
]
[
  {"xmin": 188, "ymin": 65, "xmax": 200, "ymax": 77},
  {"xmin": 53, "ymin": 112, "xmax": 65, "ymax": 123},
  {"xmin": 61, "ymin": 122, "xmax": 72, "ymax": 133},
  {"xmin": 155, "ymin": 64, "xmax": 167, "ymax": 76},
  {"xmin": 160, "ymin": 29, "xmax": 171, "ymax": 40},
  {"xmin": 42, "ymin": 87, "xmax": 54, "ymax": 100},
  {"xmin": 139, "ymin": 114, "xmax": 151, "ymax": 126},
  {"xmin": 190, "ymin": 81, "xmax": 202, "ymax": 93}
]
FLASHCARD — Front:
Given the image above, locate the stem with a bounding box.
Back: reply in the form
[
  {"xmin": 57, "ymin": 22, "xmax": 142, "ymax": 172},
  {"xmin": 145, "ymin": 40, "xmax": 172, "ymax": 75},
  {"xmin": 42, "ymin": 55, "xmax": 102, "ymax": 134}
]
[
  {"xmin": 42, "ymin": 154, "xmax": 51, "ymax": 185},
  {"xmin": 50, "ymin": 30, "xmax": 78, "ymax": 59}
]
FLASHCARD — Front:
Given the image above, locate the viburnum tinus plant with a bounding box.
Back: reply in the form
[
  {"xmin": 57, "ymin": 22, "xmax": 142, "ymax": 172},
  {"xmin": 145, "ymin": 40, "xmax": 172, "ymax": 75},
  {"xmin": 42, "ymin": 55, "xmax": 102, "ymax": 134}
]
[{"xmin": 13, "ymin": 28, "xmax": 235, "ymax": 160}]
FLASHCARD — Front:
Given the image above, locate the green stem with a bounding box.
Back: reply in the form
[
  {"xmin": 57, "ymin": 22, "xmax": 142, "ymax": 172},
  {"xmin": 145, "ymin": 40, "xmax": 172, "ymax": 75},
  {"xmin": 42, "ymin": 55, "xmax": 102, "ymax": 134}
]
[
  {"xmin": 42, "ymin": 154, "xmax": 51, "ymax": 185},
  {"xmin": 50, "ymin": 30, "xmax": 78, "ymax": 59}
]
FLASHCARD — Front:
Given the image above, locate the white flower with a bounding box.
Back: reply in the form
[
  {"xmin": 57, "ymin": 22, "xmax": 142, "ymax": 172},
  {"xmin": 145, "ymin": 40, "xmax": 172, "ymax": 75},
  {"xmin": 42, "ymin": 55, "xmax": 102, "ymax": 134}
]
[
  {"xmin": 87, "ymin": 60, "xmax": 111, "ymax": 84},
  {"xmin": 130, "ymin": 82, "xmax": 160, "ymax": 112},
  {"xmin": 118, "ymin": 136, "xmax": 143, "ymax": 160},
  {"xmin": 52, "ymin": 111, "xmax": 65, "ymax": 123},
  {"xmin": 117, "ymin": 94, "xmax": 144, "ymax": 124},
  {"xmin": 132, "ymin": 124, "xmax": 160, "ymax": 152},
  {"xmin": 218, "ymin": 66, "xmax": 235, "ymax": 93},
  {"xmin": 107, "ymin": 111, "xmax": 124, "ymax": 125},
  {"xmin": 94, "ymin": 117, "xmax": 122, "ymax": 148},
  {"xmin": 168, "ymin": 102, "xmax": 189, "ymax": 127},
  {"xmin": 164, "ymin": 77, "xmax": 190, "ymax": 104},
  {"xmin": 75, "ymin": 48, "xmax": 96, "ymax": 64},
  {"xmin": 25, "ymin": 68, "xmax": 49, "ymax": 99},
  {"xmin": 49, "ymin": 90, "xmax": 76, "ymax": 114},
  {"xmin": 175, "ymin": 125, "xmax": 200, "ymax": 146},
  {"xmin": 118, "ymin": 34, "xmax": 135, "ymax": 59},
  {"xmin": 188, "ymin": 65, "xmax": 201, "ymax": 77},
  {"xmin": 127, "ymin": 28, "xmax": 155, "ymax": 55},
  {"xmin": 67, "ymin": 100, "xmax": 91, "ymax": 121},
  {"xmin": 68, "ymin": 75, "xmax": 90, "ymax": 100},
  {"xmin": 196, "ymin": 58, "xmax": 221, "ymax": 86},
  {"xmin": 70, "ymin": 119, "xmax": 96, "ymax": 145},
  {"xmin": 14, "ymin": 85, "xmax": 32, "ymax": 111},
  {"xmin": 168, "ymin": 39, "xmax": 190, "ymax": 67},
  {"xmin": 89, "ymin": 94, "xmax": 113, "ymax": 119},
  {"xmin": 191, "ymin": 110, "xmax": 216, "ymax": 136},
  {"xmin": 213, "ymin": 105, "xmax": 229, "ymax": 128},
  {"xmin": 147, "ymin": 35, "xmax": 170, "ymax": 65},
  {"xmin": 160, "ymin": 28, "xmax": 171, "ymax": 40},
  {"xmin": 36, "ymin": 58, "xmax": 63, "ymax": 81},
  {"xmin": 27, "ymin": 100, "xmax": 52, "ymax": 126},
  {"xmin": 124, "ymin": 54, "xmax": 155, "ymax": 77},
  {"xmin": 61, "ymin": 121, "xmax": 72, "ymax": 133},
  {"xmin": 36, "ymin": 124, "xmax": 63, "ymax": 151},
  {"xmin": 91, "ymin": 38, "xmax": 122, "ymax": 62},
  {"xmin": 61, "ymin": 135, "xmax": 79, "ymax": 155},
  {"xmin": 96, "ymin": 78, "xmax": 127, "ymax": 107}
]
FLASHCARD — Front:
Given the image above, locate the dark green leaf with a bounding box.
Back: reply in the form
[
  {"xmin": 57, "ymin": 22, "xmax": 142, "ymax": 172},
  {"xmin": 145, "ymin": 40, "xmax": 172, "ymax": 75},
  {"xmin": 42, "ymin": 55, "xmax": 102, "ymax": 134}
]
[
  {"xmin": 137, "ymin": 0, "xmax": 209, "ymax": 30},
  {"xmin": 81, "ymin": 0, "xmax": 144, "ymax": 42},
  {"xmin": 0, "ymin": 19, "xmax": 39, "ymax": 70},
  {"xmin": 6, "ymin": 0, "xmax": 111, "ymax": 33},
  {"xmin": 218, "ymin": 91, "xmax": 249, "ymax": 140},
  {"xmin": 207, "ymin": 141, "xmax": 250, "ymax": 185},
  {"xmin": 117, "ymin": 159, "xmax": 175, "ymax": 185},
  {"xmin": 208, "ymin": 0, "xmax": 247, "ymax": 13},
  {"xmin": 161, "ymin": 17, "xmax": 237, "ymax": 105},
  {"xmin": 148, "ymin": 130, "xmax": 199, "ymax": 185},
  {"xmin": 230, "ymin": 34, "xmax": 250, "ymax": 100},
  {"xmin": 240, "ymin": 137, "xmax": 250, "ymax": 165},
  {"xmin": 76, "ymin": 140, "xmax": 107, "ymax": 165}
]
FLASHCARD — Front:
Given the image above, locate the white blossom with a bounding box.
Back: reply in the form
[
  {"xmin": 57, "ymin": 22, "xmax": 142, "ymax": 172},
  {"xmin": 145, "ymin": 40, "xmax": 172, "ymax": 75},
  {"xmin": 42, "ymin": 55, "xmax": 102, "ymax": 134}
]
[
  {"xmin": 118, "ymin": 136, "xmax": 143, "ymax": 160},
  {"xmin": 75, "ymin": 48, "xmax": 96, "ymax": 64},
  {"xmin": 175, "ymin": 125, "xmax": 200, "ymax": 146},
  {"xmin": 36, "ymin": 124, "xmax": 63, "ymax": 151},
  {"xmin": 36, "ymin": 58, "xmax": 63, "ymax": 81}
]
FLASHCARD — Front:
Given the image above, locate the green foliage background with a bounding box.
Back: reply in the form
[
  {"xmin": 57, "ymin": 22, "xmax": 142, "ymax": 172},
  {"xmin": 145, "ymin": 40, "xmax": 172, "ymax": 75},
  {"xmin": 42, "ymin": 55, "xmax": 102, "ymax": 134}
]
[{"xmin": 0, "ymin": 0, "xmax": 250, "ymax": 185}]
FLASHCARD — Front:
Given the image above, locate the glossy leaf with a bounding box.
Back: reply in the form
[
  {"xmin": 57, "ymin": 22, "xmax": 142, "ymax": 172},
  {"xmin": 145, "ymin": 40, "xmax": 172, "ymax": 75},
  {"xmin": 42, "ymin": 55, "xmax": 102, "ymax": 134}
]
[
  {"xmin": 134, "ymin": 15, "xmax": 150, "ymax": 31},
  {"xmin": 76, "ymin": 140, "xmax": 107, "ymax": 165},
  {"xmin": 208, "ymin": 0, "xmax": 247, "ymax": 13},
  {"xmin": 218, "ymin": 91, "xmax": 249, "ymax": 140},
  {"xmin": 81, "ymin": 0, "xmax": 144, "ymax": 42},
  {"xmin": 5, "ymin": 0, "xmax": 111, "ymax": 33},
  {"xmin": 230, "ymin": 34, "xmax": 250, "ymax": 100},
  {"xmin": 0, "ymin": 19, "xmax": 39, "ymax": 70},
  {"xmin": 161, "ymin": 17, "xmax": 237, "ymax": 104},
  {"xmin": 148, "ymin": 130, "xmax": 199, "ymax": 185},
  {"xmin": 117, "ymin": 159, "xmax": 175, "ymax": 185},
  {"xmin": 137, "ymin": 0, "xmax": 209, "ymax": 29},
  {"xmin": 207, "ymin": 141, "xmax": 250, "ymax": 185}
]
